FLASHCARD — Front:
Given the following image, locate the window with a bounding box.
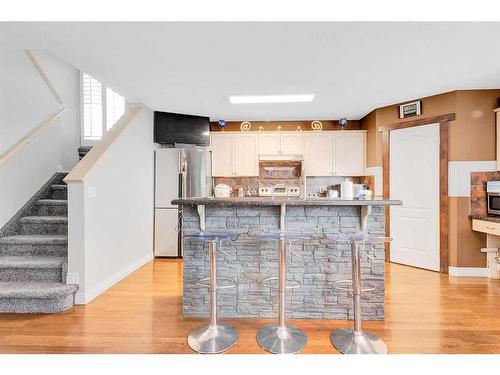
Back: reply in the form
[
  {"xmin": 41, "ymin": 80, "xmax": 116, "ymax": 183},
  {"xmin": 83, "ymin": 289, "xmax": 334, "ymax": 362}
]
[{"xmin": 81, "ymin": 72, "xmax": 127, "ymax": 144}]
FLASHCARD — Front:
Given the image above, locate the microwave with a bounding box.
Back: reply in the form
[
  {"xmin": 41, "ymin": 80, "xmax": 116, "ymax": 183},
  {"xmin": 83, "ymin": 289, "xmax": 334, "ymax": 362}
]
[{"xmin": 487, "ymin": 181, "xmax": 500, "ymax": 215}]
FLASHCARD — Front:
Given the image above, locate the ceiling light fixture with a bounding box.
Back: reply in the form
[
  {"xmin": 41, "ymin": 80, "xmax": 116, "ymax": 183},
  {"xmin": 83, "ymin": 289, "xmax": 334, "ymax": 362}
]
[{"xmin": 228, "ymin": 94, "xmax": 315, "ymax": 104}]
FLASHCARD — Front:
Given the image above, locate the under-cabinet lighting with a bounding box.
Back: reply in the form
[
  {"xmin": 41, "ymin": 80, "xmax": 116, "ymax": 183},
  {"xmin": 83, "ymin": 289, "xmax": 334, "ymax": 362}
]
[{"xmin": 228, "ymin": 94, "xmax": 315, "ymax": 104}]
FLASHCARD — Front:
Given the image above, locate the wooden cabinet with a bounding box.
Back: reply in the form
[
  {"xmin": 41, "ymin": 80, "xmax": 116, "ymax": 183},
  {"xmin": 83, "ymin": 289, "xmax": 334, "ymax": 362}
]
[
  {"xmin": 258, "ymin": 132, "xmax": 303, "ymax": 155},
  {"xmin": 211, "ymin": 133, "xmax": 258, "ymax": 176},
  {"xmin": 259, "ymin": 133, "xmax": 280, "ymax": 154},
  {"xmin": 472, "ymin": 219, "xmax": 500, "ymax": 236},
  {"xmin": 210, "ymin": 133, "xmax": 234, "ymax": 177},
  {"xmin": 234, "ymin": 134, "xmax": 259, "ymax": 176},
  {"xmin": 333, "ymin": 131, "xmax": 366, "ymax": 176},
  {"xmin": 281, "ymin": 133, "xmax": 303, "ymax": 154},
  {"xmin": 303, "ymin": 133, "xmax": 333, "ymax": 176},
  {"xmin": 212, "ymin": 130, "xmax": 366, "ymax": 178}
]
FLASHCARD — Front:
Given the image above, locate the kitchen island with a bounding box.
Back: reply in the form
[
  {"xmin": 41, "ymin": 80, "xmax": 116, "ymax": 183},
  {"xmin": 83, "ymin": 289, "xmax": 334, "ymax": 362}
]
[{"xmin": 172, "ymin": 197, "xmax": 402, "ymax": 320}]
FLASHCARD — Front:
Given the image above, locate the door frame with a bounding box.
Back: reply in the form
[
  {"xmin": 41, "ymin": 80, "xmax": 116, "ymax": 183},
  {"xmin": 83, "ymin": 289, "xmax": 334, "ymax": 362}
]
[{"xmin": 379, "ymin": 113, "xmax": 455, "ymax": 273}]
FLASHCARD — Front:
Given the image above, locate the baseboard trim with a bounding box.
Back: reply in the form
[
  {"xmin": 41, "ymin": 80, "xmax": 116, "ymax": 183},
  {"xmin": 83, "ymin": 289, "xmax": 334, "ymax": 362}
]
[
  {"xmin": 448, "ymin": 266, "xmax": 488, "ymax": 277},
  {"xmin": 75, "ymin": 253, "xmax": 153, "ymax": 304}
]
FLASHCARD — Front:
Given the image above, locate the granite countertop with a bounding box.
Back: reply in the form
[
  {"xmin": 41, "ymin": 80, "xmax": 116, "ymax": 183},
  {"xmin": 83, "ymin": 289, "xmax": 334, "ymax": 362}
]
[
  {"xmin": 469, "ymin": 214, "xmax": 500, "ymax": 223},
  {"xmin": 172, "ymin": 197, "xmax": 403, "ymax": 206}
]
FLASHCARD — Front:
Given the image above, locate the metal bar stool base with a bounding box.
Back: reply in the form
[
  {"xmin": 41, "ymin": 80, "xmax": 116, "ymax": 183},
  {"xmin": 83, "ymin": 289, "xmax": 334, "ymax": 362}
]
[
  {"xmin": 257, "ymin": 325, "xmax": 307, "ymax": 354},
  {"xmin": 188, "ymin": 324, "xmax": 238, "ymax": 354},
  {"xmin": 331, "ymin": 328, "xmax": 387, "ymax": 354}
]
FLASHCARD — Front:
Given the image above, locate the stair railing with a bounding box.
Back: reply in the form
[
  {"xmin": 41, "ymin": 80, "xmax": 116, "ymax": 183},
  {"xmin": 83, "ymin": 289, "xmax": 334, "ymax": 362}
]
[{"xmin": 0, "ymin": 107, "xmax": 67, "ymax": 166}]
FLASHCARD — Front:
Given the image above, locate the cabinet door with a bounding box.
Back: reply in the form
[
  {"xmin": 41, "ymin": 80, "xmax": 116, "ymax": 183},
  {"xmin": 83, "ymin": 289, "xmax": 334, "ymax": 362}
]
[
  {"xmin": 259, "ymin": 133, "xmax": 280, "ymax": 154},
  {"xmin": 210, "ymin": 133, "xmax": 234, "ymax": 177},
  {"xmin": 280, "ymin": 133, "xmax": 303, "ymax": 154},
  {"xmin": 234, "ymin": 134, "xmax": 259, "ymax": 176},
  {"xmin": 303, "ymin": 133, "xmax": 333, "ymax": 176},
  {"xmin": 333, "ymin": 132, "xmax": 366, "ymax": 176}
]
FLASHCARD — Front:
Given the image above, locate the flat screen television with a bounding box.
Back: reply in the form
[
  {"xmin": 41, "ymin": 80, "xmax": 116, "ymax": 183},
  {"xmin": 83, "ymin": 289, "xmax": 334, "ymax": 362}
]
[{"xmin": 154, "ymin": 111, "xmax": 210, "ymax": 146}]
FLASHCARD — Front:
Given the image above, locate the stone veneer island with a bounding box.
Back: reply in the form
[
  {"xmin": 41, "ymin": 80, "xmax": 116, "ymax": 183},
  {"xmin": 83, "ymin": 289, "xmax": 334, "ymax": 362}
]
[{"xmin": 172, "ymin": 197, "xmax": 402, "ymax": 321}]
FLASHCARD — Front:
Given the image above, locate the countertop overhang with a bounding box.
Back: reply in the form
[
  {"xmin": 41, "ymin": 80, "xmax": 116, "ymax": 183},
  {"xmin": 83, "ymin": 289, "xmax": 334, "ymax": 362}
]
[{"xmin": 171, "ymin": 197, "xmax": 402, "ymax": 206}]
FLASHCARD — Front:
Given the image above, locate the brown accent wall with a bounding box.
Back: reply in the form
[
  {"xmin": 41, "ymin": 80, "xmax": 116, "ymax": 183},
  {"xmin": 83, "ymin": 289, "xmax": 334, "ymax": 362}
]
[
  {"xmin": 449, "ymin": 197, "xmax": 486, "ymax": 267},
  {"xmin": 361, "ymin": 89, "xmax": 500, "ymax": 269},
  {"xmin": 359, "ymin": 110, "xmax": 380, "ymax": 168},
  {"xmin": 210, "ymin": 120, "xmax": 361, "ymax": 132},
  {"xmin": 451, "ymin": 90, "xmax": 500, "ymax": 161}
]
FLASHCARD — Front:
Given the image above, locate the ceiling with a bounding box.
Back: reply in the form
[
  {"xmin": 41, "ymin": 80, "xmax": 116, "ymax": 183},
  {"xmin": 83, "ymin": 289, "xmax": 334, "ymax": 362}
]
[{"xmin": 1, "ymin": 22, "xmax": 500, "ymax": 121}]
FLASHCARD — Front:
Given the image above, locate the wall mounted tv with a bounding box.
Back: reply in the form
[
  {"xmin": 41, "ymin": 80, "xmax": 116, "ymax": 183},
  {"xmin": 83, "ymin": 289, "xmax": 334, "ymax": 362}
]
[{"xmin": 154, "ymin": 111, "xmax": 210, "ymax": 146}]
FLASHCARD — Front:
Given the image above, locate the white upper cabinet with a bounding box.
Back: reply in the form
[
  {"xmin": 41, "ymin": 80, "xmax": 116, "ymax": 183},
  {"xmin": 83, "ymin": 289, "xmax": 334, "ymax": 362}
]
[
  {"xmin": 303, "ymin": 133, "xmax": 333, "ymax": 176},
  {"xmin": 212, "ymin": 130, "xmax": 366, "ymax": 178},
  {"xmin": 233, "ymin": 133, "xmax": 259, "ymax": 176},
  {"xmin": 259, "ymin": 133, "xmax": 280, "ymax": 154},
  {"xmin": 210, "ymin": 133, "xmax": 234, "ymax": 177},
  {"xmin": 280, "ymin": 133, "xmax": 303, "ymax": 154},
  {"xmin": 333, "ymin": 131, "xmax": 366, "ymax": 176}
]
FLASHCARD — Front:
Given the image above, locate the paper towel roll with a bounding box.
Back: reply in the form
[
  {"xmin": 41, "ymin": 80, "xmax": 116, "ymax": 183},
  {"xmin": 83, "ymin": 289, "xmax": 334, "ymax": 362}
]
[{"xmin": 340, "ymin": 181, "xmax": 353, "ymax": 200}]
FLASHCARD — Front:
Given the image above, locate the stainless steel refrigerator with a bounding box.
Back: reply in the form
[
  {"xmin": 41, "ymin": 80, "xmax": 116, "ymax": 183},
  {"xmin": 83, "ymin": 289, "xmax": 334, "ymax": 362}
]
[{"xmin": 154, "ymin": 147, "xmax": 211, "ymax": 257}]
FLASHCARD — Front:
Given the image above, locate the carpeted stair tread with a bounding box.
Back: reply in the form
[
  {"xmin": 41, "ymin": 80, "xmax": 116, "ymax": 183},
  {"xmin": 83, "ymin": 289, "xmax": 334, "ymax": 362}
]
[
  {"xmin": 19, "ymin": 216, "xmax": 67, "ymax": 224},
  {"xmin": 0, "ymin": 281, "xmax": 78, "ymax": 299},
  {"xmin": 0, "ymin": 235, "xmax": 67, "ymax": 245},
  {"xmin": 50, "ymin": 184, "xmax": 67, "ymax": 190},
  {"xmin": 0, "ymin": 256, "xmax": 66, "ymax": 269},
  {"xmin": 37, "ymin": 199, "xmax": 67, "ymax": 206}
]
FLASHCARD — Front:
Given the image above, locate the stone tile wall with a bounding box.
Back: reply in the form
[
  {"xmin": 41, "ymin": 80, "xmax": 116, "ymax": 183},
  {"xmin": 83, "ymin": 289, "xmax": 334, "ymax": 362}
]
[{"xmin": 182, "ymin": 205, "xmax": 385, "ymax": 320}]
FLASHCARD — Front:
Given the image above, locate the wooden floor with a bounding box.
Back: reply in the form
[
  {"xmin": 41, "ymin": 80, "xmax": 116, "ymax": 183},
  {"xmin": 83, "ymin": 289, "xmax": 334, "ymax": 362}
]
[{"xmin": 0, "ymin": 259, "xmax": 499, "ymax": 354}]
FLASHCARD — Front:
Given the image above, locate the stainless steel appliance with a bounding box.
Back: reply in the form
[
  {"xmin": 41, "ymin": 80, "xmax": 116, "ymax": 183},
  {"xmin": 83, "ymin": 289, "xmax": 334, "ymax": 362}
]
[
  {"xmin": 154, "ymin": 147, "xmax": 212, "ymax": 257},
  {"xmin": 487, "ymin": 181, "xmax": 500, "ymax": 216},
  {"xmin": 258, "ymin": 157, "xmax": 303, "ymax": 198}
]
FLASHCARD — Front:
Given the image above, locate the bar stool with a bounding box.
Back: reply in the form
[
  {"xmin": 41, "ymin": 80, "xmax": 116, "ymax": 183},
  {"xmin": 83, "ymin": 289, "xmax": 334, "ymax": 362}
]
[
  {"xmin": 184, "ymin": 232, "xmax": 240, "ymax": 354},
  {"xmin": 326, "ymin": 233, "xmax": 391, "ymax": 354},
  {"xmin": 256, "ymin": 232, "xmax": 310, "ymax": 354}
]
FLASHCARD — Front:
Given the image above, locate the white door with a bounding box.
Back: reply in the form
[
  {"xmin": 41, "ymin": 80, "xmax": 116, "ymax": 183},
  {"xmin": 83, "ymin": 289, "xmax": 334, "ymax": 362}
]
[
  {"xmin": 390, "ymin": 123, "xmax": 440, "ymax": 271},
  {"xmin": 281, "ymin": 133, "xmax": 303, "ymax": 154},
  {"xmin": 333, "ymin": 132, "xmax": 366, "ymax": 176},
  {"xmin": 234, "ymin": 134, "xmax": 259, "ymax": 176},
  {"xmin": 154, "ymin": 209, "xmax": 179, "ymax": 257},
  {"xmin": 259, "ymin": 133, "xmax": 280, "ymax": 154},
  {"xmin": 303, "ymin": 133, "xmax": 333, "ymax": 176},
  {"xmin": 210, "ymin": 134, "xmax": 234, "ymax": 176}
]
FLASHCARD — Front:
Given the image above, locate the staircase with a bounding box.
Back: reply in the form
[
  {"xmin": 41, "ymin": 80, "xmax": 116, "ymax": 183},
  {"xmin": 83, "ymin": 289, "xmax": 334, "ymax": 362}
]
[{"xmin": 0, "ymin": 173, "xmax": 78, "ymax": 313}]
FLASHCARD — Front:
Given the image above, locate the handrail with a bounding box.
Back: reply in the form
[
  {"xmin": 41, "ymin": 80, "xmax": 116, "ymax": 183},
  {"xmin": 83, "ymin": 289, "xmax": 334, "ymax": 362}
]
[
  {"xmin": 0, "ymin": 108, "xmax": 67, "ymax": 166},
  {"xmin": 64, "ymin": 106, "xmax": 144, "ymax": 184},
  {"xmin": 24, "ymin": 49, "xmax": 64, "ymax": 105}
]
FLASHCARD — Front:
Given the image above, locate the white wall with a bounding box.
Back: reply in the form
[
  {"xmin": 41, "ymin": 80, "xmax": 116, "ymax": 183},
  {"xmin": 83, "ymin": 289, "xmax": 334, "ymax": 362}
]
[
  {"xmin": 67, "ymin": 106, "xmax": 154, "ymax": 304},
  {"xmin": 0, "ymin": 49, "xmax": 81, "ymax": 229}
]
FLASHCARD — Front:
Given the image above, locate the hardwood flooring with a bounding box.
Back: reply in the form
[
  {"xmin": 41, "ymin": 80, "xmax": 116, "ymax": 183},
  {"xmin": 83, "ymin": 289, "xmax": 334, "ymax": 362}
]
[{"xmin": 0, "ymin": 259, "xmax": 498, "ymax": 354}]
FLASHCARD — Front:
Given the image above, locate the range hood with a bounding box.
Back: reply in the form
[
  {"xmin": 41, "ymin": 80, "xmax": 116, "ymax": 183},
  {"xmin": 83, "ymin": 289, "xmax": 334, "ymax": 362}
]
[{"xmin": 258, "ymin": 154, "xmax": 304, "ymax": 161}]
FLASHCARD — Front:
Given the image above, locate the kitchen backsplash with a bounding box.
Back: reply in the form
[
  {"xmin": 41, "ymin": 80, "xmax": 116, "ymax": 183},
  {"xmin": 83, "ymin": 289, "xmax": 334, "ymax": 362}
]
[
  {"xmin": 470, "ymin": 171, "xmax": 500, "ymax": 217},
  {"xmin": 213, "ymin": 175, "xmax": 375, "ymax": 197}
]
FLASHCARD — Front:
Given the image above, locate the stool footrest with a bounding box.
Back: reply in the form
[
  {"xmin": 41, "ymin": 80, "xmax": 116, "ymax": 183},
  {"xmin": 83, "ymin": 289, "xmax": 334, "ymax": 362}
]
[
  {"xmin": 332, "ymin": 279, "xmax": 376, "ymax": 293},
  {"xmin": 261, "ymin": 276, "xmax": 301, "ymax": 290},
  {"xmin": 196, "ymin": 276, "xmax": 237, "ymax": 290}
]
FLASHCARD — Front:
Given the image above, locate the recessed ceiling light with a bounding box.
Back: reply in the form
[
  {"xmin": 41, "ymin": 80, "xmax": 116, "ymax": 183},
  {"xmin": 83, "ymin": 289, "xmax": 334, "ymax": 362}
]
[{"xmin": 228, "ymin": 94, "xmax": 315, "ymax": 104}]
